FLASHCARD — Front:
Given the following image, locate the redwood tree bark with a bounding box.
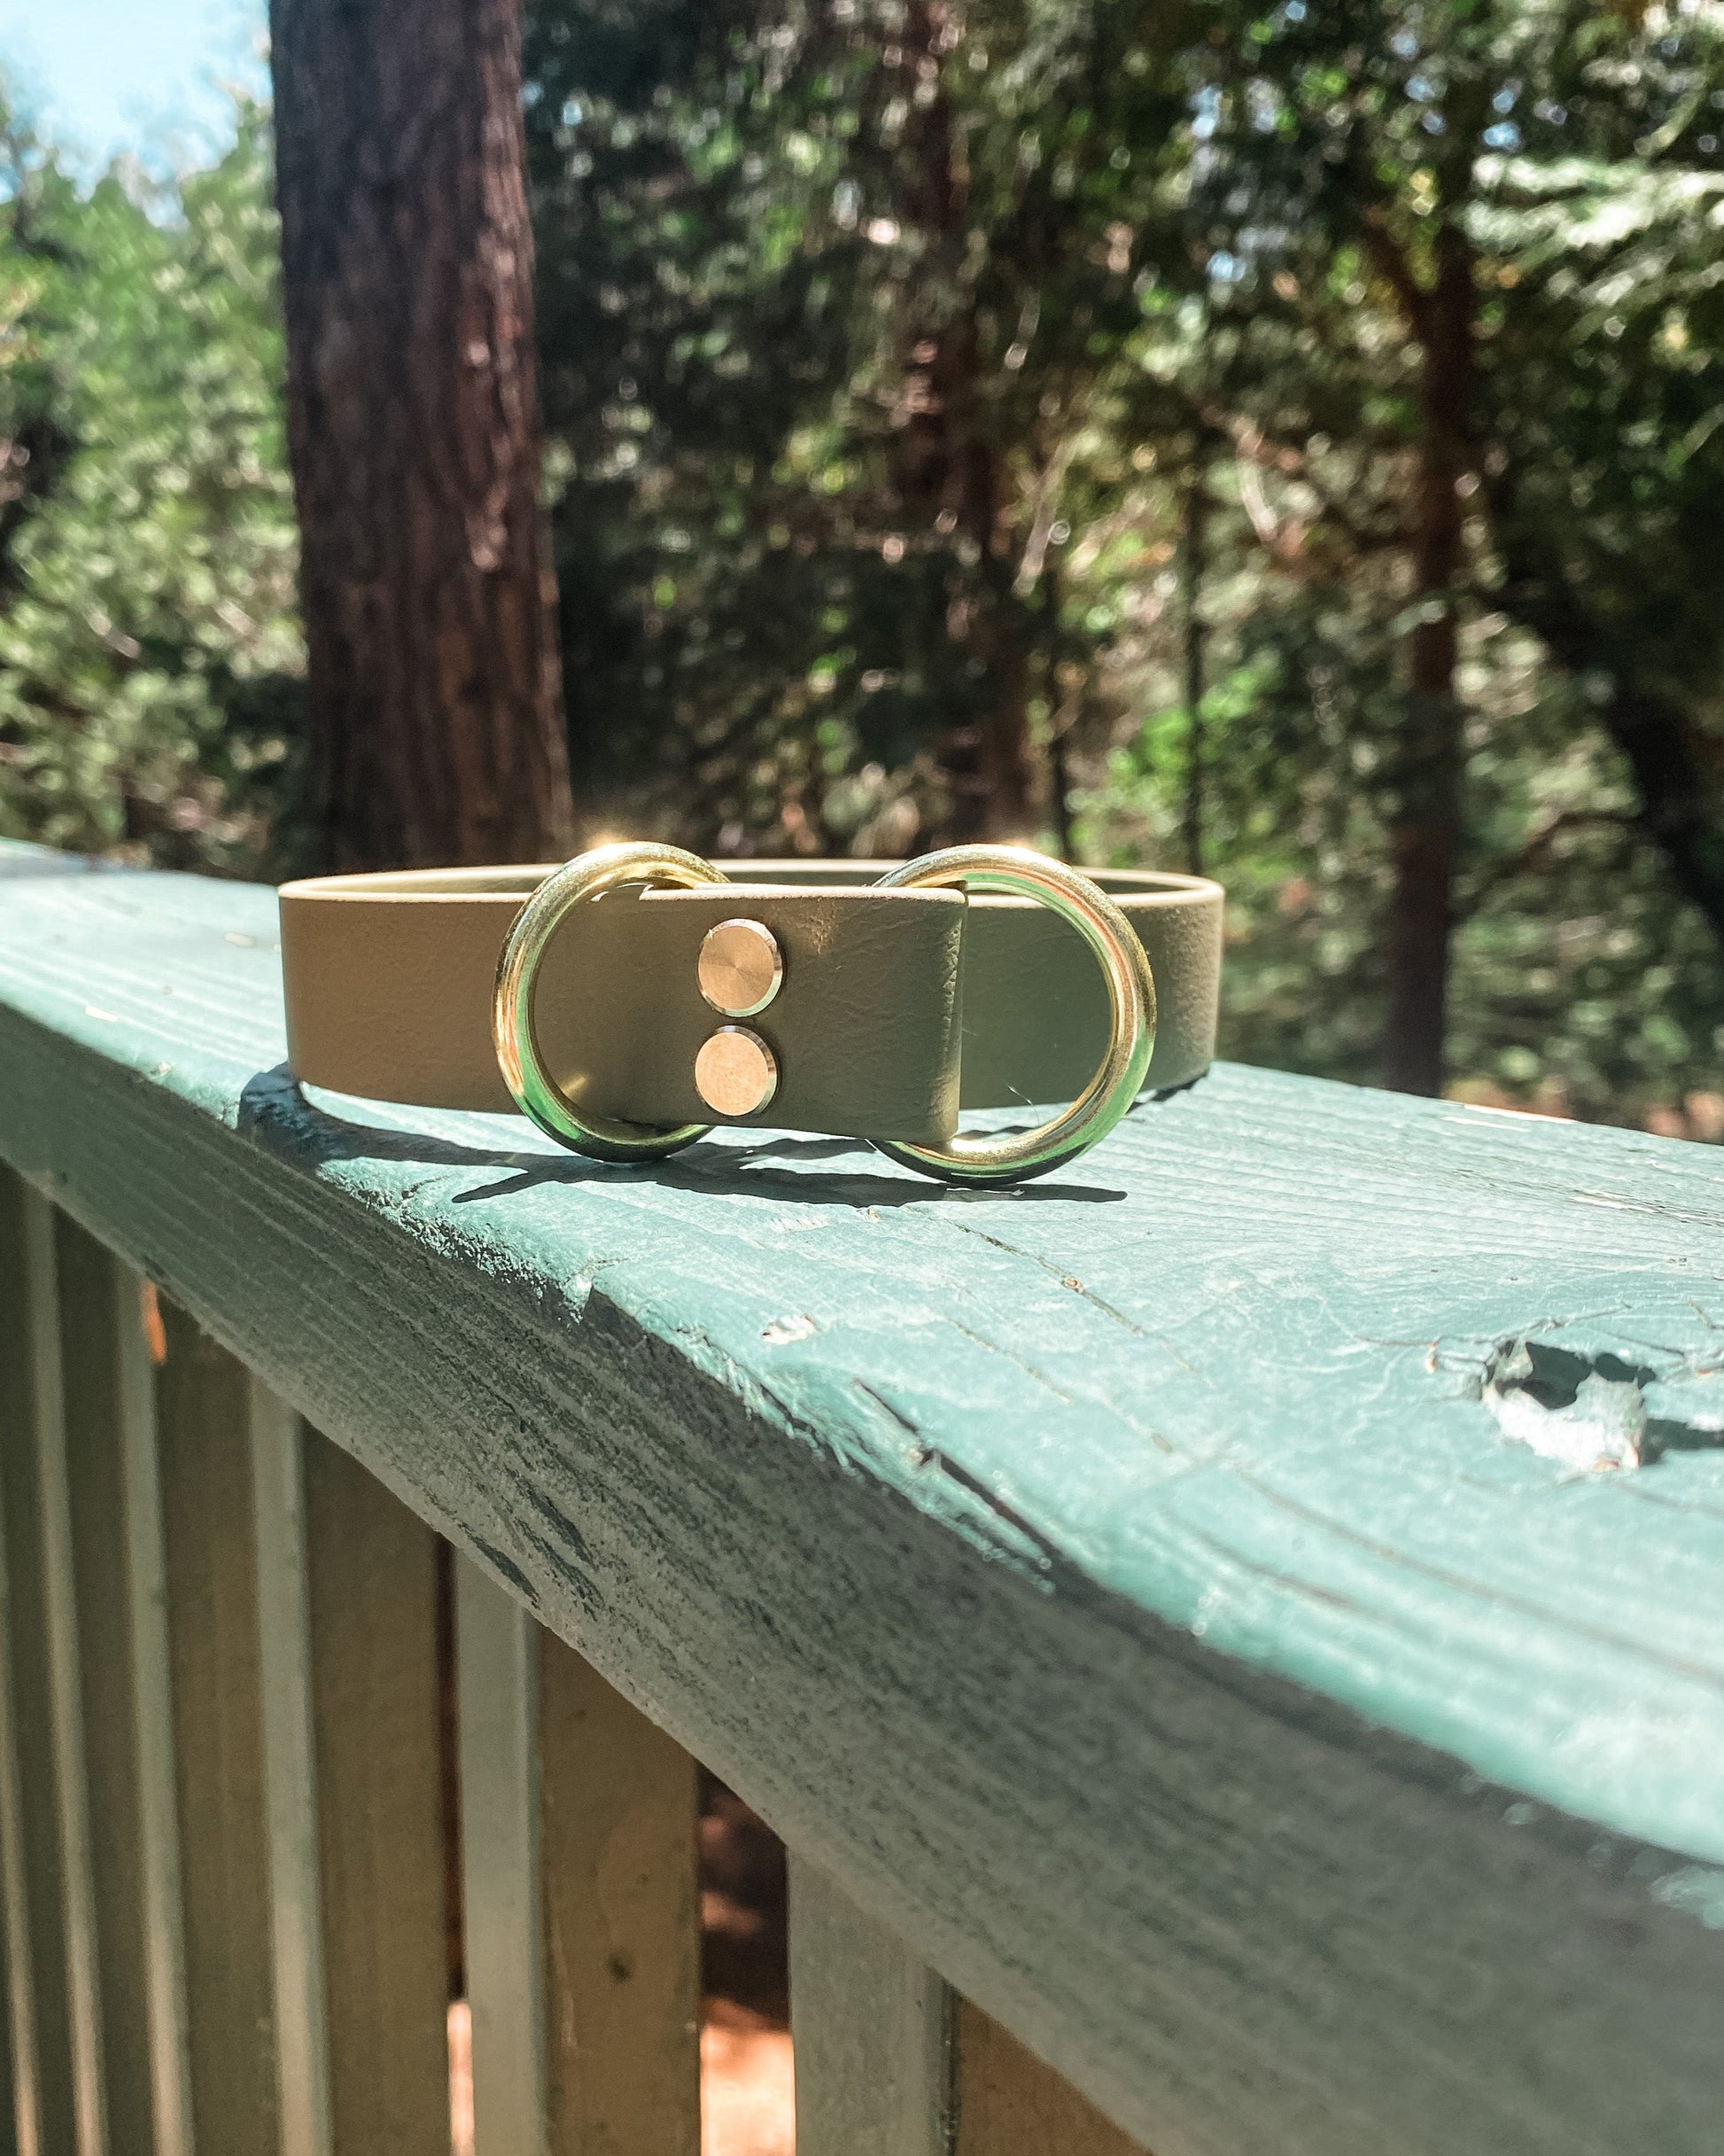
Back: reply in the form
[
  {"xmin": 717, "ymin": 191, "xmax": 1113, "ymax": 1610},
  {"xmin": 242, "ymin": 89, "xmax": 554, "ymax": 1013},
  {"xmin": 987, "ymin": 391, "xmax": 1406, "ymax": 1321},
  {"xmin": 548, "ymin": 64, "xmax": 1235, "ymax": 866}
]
[{"xmin": 270, "ymin": 0, "xmax": 575, "ymax": 871}]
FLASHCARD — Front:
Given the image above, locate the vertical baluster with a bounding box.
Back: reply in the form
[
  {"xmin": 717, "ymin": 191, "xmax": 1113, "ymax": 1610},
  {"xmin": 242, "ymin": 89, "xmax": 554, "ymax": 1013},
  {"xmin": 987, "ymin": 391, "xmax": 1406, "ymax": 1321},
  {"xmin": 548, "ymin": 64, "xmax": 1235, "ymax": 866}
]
[
  {"xmin": 248, "ymin": 1386, "xmax": 332, "ymax": 2156},
  {"xmin": 113, "ymin": 1271, "xmax": 193, "ymax": 2156},
  {"xmin": 297, "ymin": 1428, "xmax": 448, "ymax": 2153},
  {"xmin": 0, "ymin": 1173, "xmax": 61, "ymax": 2156},
  {"xmin": 455, "ymin": 1558, "xmax": 545, "ymax": 2156},
  {"xmin": 51, "ymin": 1218, "xmax": 180, "ymax": 2156},
  {"xmin": 0, "ymin": 1928, "xmax": 14, "ymax": 2156},
  {"xmin": 788, "ymin": 1858, "xmax": 951, "ymax": 2156},
  {"xmin": 154, "ymin": 1301, "xmax": 283, "ymax": 2152},
  {"xmin": 0, "ymin": 1534, "xmax": 28, "ymax": 2156},
  {"xmin": 457, "ymin": 1578, "xmax": 702, "ymax": 2156},
  {"xmin": 789, "ymin": 1857, "xmax": 1148, "ymax": 2156},
  {"xmin": 537, "ymin": 1635, "xmax": 701, "ymax": 2156},
  {"xmin": 949, "ymin": 2000, "xmax": 1149, "ymax": 2156},
  {"xmin": 23, "ymin": 1194, "xmax": 107, "ymax": 2156}
]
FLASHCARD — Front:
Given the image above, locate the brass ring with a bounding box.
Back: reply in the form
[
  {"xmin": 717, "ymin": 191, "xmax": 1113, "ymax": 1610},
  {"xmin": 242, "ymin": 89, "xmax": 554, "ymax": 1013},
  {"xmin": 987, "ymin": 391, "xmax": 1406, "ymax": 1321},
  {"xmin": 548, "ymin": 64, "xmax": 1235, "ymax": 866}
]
[
  {"xmin": 492, "ymin": 841, "xmax": 727, "ymax": 1161},
  {"xmin": 871, "ymin": 845, "xmax": 1155, "ymax": 1186}
]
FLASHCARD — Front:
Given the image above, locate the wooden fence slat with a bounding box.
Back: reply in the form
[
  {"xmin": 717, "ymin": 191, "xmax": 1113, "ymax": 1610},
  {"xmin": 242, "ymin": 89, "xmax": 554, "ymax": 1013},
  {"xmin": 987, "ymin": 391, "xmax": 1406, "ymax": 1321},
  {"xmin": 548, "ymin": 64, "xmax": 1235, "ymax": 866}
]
[
  {"xmin": 113, "ymin": 1269, "xmax": 193, "ymax": 2156},
  {"xmin": 951, "ymin": 2001, "xmax": 1150, "ymax": 2156},
  {"xmin": 155, "ymin": 1300, "xmax": 282, "ymax": 2155},
  {"xmin": 248, "ymin": 1384, "xmax": 332, "ymax": 2156},
  {"xmin": 0, "ymin": 1173, "xmax": 58, "ymax": 2156},
  {"xmin": 0, "ymin": 1907, "xmax": 14, "ymax": 2156},
  {"xmin": 23, "ymin": 1192, "xmax": 108, "ymax": 2156},
  {"xmin": 788, "ymin": 1858, "xmax": 951, "ymax": 2156},
  {"xmin": 53, "ymin": 1219, "xmax": 165, "ymax": 2156},
  {"xmin": 538, "ymin": 1634, "xmax": 700, "ymax": 2156},
  {"xmin": 788, "ymin": 1863, "xmax": 1151, "ymax": 2156},
  {"xmin": 456, "ymin": 1557, "xmax": 545, "ymax": 2156},
  {"xmin": 299, "ymin": 1428, "xmax": 448, "ymax": 2155},
  {"xmin": 0, "ymin": 1537, "xmax": 29, "ymax": 2156}
]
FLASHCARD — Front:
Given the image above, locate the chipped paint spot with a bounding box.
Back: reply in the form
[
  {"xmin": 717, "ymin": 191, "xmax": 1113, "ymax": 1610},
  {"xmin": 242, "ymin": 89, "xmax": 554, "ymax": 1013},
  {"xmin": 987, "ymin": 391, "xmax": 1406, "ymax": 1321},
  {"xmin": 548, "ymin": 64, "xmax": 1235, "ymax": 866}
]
[
  {"xmin": 1481, "ymin": 1330, "xmax": 1724, "ymax": 1474},
  {"xmin": 762, "ymin": 1313, "xmax": 819, "ymax": 1345}
]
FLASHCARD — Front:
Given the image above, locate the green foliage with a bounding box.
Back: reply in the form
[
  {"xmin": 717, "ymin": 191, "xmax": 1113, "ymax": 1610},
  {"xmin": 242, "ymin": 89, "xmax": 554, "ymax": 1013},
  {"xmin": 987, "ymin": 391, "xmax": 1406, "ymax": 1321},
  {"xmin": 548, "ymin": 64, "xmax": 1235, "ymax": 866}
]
[
  {"xmin": 0, "ymin": 102, "xmax": 304, "ymax": 874},
  {"xmin": 521, "ymin": 0, "xmax": 1724, "ymax": 1125},
  {"xmin": 2, "ymin": 5, "xmax": 1721, "ymax": 1129}
]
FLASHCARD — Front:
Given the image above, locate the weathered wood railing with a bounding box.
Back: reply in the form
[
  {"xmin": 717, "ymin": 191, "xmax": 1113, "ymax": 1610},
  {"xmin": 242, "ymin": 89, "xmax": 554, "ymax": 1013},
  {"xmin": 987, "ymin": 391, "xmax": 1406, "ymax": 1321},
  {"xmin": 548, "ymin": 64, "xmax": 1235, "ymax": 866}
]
[{"xmin": 1, "ymin": 841, "xmax": 1722, "ymax": 2156}]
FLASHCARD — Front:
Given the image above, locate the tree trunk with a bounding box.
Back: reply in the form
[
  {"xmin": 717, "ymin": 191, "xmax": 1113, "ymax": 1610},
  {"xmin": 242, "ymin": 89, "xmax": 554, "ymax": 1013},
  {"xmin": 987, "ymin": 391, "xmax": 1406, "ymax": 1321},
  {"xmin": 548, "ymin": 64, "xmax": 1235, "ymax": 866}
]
[
  {"xmin": 1608, "ymin": 696, "xmax": 1724, "ymax": 937},
  {"xmin": 1490, "ymin": 559, "xmax": 1724, "ymax": 946},
  {"xmin": 891, "ymin": 0, "xmax": 1034, "ymax": 844},
  {"xmin": 1382, "ymin": 223, "xmax": 1472, "ymax": 1097},
  {"xmin": 1180, "ymin": 473, "xmax": 1208, "ymax": 877},
  {"xmin": 269, "ymin": 0, "xmax": 575, "ymax": 873}
]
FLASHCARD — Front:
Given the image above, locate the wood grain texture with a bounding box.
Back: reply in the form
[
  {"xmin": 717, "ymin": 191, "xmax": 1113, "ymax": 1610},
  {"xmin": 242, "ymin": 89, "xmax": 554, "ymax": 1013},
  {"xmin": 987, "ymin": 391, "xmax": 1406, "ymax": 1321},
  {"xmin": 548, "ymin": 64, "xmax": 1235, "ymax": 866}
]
[
  {"xmin": 23, "ymin": 1192, "xmax": 108, "ymax": 2156},
  {"xmin": 539, "ymin": 1635, "xmax": 700, "ymax": 2156},
  {"xmin": 113, "ymin": 1263, "xmax": 194, "ymax": 2156},
  {"xmin": 300, "ymin": 1428, "xmax": 449, "ymax": 2156},
  {"xmin": 154, "ymin": 1298, "xmax": 282, "ymax": 2155},
  {"xmin": 0, "ymin": 1500, "xmax": 39, "ymax": 2156},
  {"xmin": 456, "ymin": 1556, "xmax": 546, "ymax": 2156},
  {"xmin": 0, "ymin": 1167, "xmax": 69, "ymax": 2156},
  {"xmin": 249, "ymin": 1385, "xmax": 333, "ymax": 2156},
  {"xmin": 0, "ymin": 1926, "xmax": 14, "ymax": 2156},
  {"xmin": 5, "ymin": 853, "xmax": 1724, "ymax": 2153},
  {"xmin": 53, "ymin": 1218, "xmax": 154, "ymax": 2156},
  {"xmin": 954, "ymin": 2000, "xmax": 1147, "ymax": 2156},
  {"xmin": 789, "ymin": 1859, "xmax": 950, "ymax": 2156}
]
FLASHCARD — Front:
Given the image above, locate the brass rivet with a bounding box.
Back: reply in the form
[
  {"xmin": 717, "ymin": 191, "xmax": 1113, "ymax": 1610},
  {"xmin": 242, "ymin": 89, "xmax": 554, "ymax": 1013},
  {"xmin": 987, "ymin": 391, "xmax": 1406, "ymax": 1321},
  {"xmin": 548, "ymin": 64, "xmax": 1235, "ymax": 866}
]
[
  {"xmin": 697, "ymin": 918, "xmax": 783, "ymax": 1017},
  {"xmin": 694, "ymin": 1026, "xmax": 779, "ymax": 1118}
]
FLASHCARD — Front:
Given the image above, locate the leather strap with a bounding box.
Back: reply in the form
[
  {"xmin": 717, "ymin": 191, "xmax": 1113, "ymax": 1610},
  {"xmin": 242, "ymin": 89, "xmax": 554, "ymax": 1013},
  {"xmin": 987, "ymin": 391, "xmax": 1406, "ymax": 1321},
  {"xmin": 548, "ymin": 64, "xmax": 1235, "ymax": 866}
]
[{"xmin": 278, "ymin": 860, "xmax": 1223, "ymax": 1145}]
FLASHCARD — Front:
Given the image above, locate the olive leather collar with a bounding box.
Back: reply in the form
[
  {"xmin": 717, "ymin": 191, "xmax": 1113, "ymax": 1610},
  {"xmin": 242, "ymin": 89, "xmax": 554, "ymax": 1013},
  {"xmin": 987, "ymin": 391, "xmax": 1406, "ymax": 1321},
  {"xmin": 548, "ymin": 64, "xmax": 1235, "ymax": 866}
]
[{"xmin": 278, "ymin": 860, "xmax": 1223, "ymax": 1147}]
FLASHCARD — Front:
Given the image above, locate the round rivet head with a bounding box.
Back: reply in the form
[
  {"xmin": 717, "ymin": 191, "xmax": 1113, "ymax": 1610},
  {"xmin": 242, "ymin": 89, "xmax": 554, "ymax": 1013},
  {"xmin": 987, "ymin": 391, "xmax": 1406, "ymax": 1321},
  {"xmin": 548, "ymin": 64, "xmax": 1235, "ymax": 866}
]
[
  {"xmin": 697, "ymin": 918, "xmax": 783, "ymax": 1016},
  {"xmin": 694, "ymin": 1026, "xmax": 779, "ymax": 1118}
]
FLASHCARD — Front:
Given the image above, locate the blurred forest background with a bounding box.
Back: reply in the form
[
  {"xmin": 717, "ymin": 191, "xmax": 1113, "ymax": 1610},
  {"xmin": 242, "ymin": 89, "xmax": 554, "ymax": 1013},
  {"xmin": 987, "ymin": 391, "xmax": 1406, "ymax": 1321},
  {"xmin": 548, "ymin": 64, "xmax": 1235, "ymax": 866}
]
[{"xmin": 1, "ymin": 0, "xmax": 1722, "ymax": 1126}]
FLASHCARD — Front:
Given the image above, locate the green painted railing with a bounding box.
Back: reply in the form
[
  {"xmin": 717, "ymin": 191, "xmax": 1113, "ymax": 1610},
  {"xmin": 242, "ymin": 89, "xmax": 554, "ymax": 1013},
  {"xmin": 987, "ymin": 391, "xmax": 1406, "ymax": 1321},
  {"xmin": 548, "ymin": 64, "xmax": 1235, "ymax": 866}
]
[{"xmin": 0, "ymin": 839, "xmax": 1721, "ymax": 2156}]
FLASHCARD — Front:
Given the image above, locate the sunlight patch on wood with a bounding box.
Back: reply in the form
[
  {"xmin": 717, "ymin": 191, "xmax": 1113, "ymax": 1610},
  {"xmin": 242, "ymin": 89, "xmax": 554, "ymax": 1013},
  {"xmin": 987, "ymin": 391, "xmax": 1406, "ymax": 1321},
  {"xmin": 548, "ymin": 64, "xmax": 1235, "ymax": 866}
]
[{"xmin": 703, "ymin": 2000, "xmax": 795, "ymax": 2156}]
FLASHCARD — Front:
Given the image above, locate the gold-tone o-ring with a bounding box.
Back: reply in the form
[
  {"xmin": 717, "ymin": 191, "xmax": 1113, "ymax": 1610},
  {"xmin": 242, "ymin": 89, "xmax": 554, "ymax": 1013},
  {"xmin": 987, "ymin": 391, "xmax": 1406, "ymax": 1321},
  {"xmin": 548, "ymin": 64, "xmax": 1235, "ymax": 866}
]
[
  {"xmin": 492, "ymin": 841, "xmax": 726, "ymax": 1161},
  {"xmin": 872, "ymin": 845, "xmax": 1155, "ymax": 1186}
]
